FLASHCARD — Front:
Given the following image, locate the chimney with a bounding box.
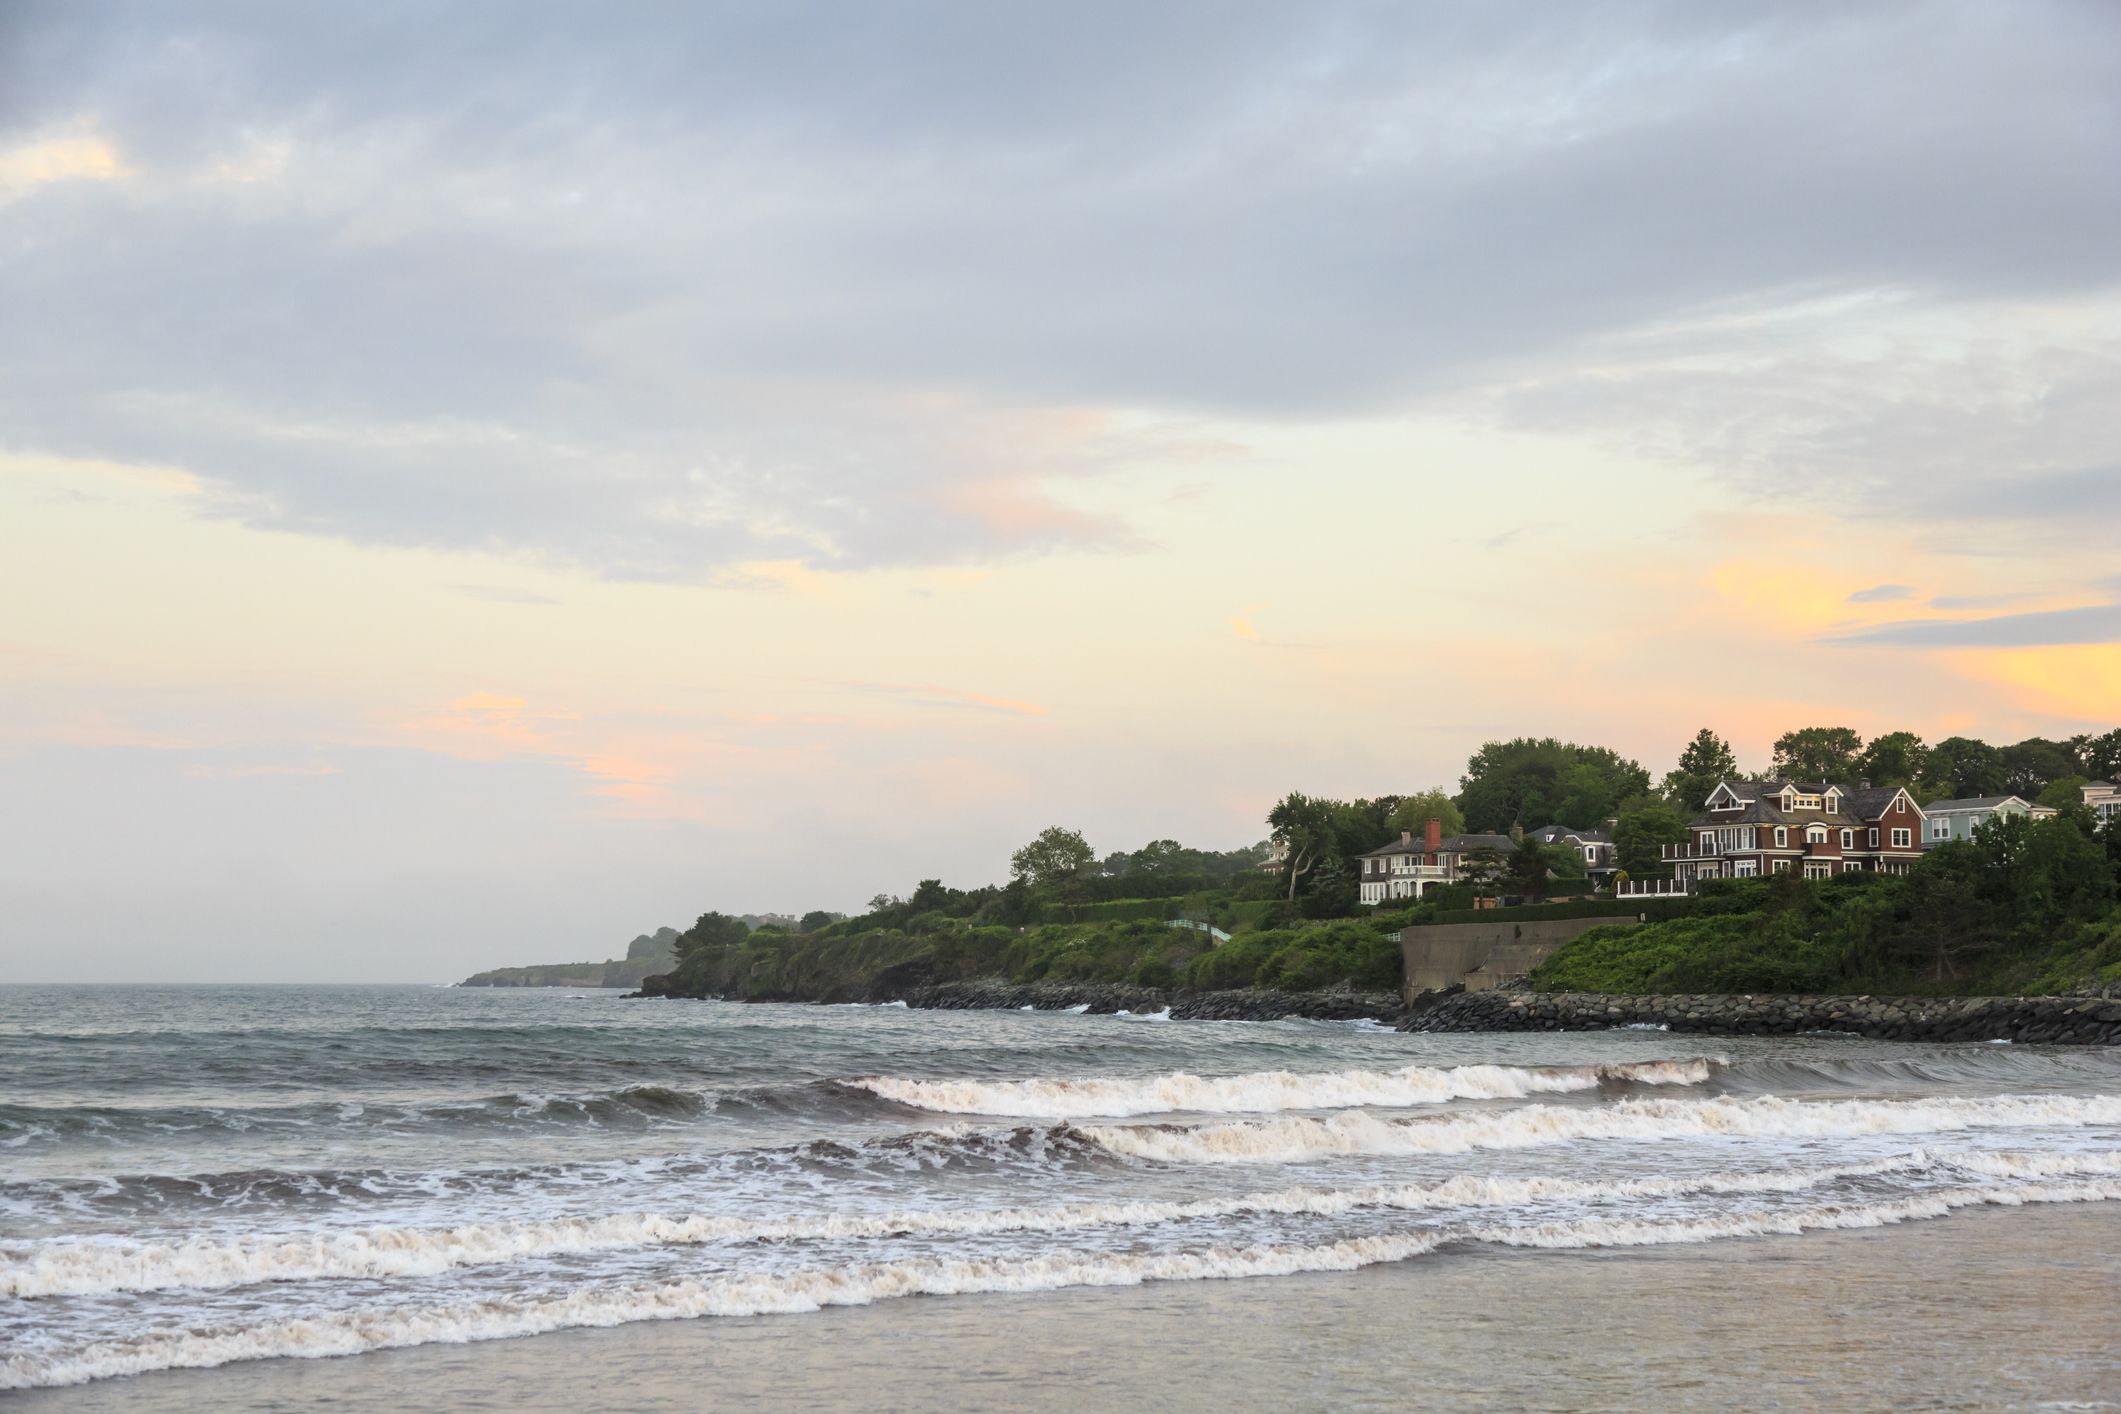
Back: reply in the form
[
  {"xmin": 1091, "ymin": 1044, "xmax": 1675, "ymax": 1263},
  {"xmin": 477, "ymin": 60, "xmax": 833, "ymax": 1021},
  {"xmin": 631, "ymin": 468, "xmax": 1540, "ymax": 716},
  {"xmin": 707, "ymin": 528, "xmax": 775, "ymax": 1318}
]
[
  {"xmin": 1425, "ymin": 817, "xmax": 1443, "ymax": 854},
  {"xmin": 1400, "ymin": 830, "xmax": 1413, "ymax": 845}
]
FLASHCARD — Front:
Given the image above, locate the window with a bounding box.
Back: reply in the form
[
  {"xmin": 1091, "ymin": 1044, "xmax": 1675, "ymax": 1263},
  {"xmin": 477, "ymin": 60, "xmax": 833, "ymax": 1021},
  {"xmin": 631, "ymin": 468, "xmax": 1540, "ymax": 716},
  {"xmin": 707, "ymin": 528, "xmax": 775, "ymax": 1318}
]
[
  {"xmin": 1771, "ymin": 859, "xmax": 1791, "ymax": 874},
  {"xmin": 1825, "ymin": 794, "xmax": 1838, "ymax": 815},
  {"xmin": 1840, "ymin": 829, "xmax": 1853, "ymax": 849},
  {"xmin": 1931, "ymin": 820, "xmax": 1950, "ymax": 840},
  {"xmin": 1775, "ymin": 826, "xmax": 1788, "ymax": 848},
  {"xmin": 1806, "ymin": 825, "xmax": 1828, "ymax": 844},
  {"xmin": 1734, "ymin": 860, "xmax": 1758, "ymax": 877},
  {"xmin": 1869, "ymin": 828, "xmax": 1879, "ymax": 848},
  {"xmin": 1891, "ymin": 828, "xmax": 1911, "ymax": 849},
  {"xmin": 1804, "ymin": 863, "xmax": 1831, "ymax": 880}
]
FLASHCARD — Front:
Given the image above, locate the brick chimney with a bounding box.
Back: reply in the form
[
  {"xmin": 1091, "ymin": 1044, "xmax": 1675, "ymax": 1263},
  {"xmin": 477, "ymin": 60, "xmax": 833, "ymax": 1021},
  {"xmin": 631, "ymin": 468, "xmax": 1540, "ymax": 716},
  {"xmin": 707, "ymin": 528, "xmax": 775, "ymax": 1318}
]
[{"xmin": 1425, "ymin": 817, "xmax": 1443, "ymax": 854}]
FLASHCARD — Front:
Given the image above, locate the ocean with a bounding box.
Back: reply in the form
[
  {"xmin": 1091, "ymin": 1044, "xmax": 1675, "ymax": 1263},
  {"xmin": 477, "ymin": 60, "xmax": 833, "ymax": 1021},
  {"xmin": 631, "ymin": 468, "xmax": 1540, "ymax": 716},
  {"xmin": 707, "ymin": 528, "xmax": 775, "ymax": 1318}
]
[{"xmin": 4, "ymin": 984, "xmax": 2117, "ymax": 1408}]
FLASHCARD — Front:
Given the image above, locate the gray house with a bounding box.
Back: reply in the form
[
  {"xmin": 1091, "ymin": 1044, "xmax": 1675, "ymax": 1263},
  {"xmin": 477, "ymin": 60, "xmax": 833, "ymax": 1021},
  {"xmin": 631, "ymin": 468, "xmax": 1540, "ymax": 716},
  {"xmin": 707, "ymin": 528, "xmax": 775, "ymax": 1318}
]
[
  {"xmin": 1920, "ymin": 795, "xmax": 2038, "ymax": 847},
  {"xmin": 1525, "ymin": 824, "xmax": 1618, "ymax": 883}
]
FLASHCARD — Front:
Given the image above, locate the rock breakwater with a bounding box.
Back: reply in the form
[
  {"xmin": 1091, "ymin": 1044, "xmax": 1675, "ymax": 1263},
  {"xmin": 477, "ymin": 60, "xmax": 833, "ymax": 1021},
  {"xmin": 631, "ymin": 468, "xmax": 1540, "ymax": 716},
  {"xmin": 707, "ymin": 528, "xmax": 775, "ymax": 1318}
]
[
  {"xmin": 907, "ymin": 980, "xmax": 1404, "ymax": 1023},
  {"xmin": 1402, "ymin": 991, "xmax": 2121, "ymax": 1045}
]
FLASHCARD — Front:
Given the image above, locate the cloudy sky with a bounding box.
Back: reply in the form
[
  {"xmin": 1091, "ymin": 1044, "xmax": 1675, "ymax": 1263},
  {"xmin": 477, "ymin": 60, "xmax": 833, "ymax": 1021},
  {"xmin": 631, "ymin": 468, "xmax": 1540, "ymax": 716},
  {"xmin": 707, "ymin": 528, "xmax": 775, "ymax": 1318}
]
[{"xmin": 4, "ymin": 1, "xmax": 2118, "ymax": 981}]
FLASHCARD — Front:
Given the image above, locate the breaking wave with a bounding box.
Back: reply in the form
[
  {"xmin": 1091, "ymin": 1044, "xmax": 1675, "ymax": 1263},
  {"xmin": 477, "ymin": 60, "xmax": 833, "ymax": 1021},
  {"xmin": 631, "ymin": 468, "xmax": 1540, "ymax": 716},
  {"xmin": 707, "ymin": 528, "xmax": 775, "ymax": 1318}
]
[
  {"xmin": 853, "ymin": 1058, "xmax": 1715, "ymax": 1119},
  {"xmin": 1081, "ymin": 1092, "xmax": 2121, "ymax": 1164},
  {"xmin": 9, "ymin": 1149, "xmax": 2118, "ymax": 1300},
  {"xmin": 9, "ymin": 1178, "xmax": 2115, "ymax": 1391}
]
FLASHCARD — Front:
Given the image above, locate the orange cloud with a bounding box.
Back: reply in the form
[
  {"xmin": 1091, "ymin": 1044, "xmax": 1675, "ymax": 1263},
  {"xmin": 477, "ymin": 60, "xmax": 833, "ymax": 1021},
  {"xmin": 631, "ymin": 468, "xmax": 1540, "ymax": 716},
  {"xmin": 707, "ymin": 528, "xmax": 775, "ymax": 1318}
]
[{"xmin": 1947, "ymin": 646, "xmax": 2121, "ymax": 724}]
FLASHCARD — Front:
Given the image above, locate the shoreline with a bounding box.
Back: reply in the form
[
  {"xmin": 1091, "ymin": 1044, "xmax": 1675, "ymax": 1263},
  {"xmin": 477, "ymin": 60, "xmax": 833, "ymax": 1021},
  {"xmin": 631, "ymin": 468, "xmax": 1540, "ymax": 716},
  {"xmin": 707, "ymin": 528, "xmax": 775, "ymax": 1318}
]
[
  {"xmin": 14, "ymin": 1201, "xmax": 2113, "ymax": 1412},
  {"xmin": 1407, "ymin": 988, "xmax": 2121, "ymax": 1044}
]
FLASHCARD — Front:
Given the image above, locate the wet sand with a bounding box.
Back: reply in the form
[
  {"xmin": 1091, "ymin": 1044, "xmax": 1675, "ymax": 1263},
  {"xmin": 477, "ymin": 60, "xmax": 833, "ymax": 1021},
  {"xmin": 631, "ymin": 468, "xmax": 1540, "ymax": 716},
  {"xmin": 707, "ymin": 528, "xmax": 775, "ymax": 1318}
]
[{"xmin": 19, "ymin": 1202, "xmax": 2117, "ymax": 1413}]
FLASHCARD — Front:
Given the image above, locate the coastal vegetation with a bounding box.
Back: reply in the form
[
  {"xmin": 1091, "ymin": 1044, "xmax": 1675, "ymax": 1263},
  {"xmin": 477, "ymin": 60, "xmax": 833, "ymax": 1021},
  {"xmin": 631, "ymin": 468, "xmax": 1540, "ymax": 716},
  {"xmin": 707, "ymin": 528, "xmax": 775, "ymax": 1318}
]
[
  {"xmin": 635, "ymin": 722, "xmax": 2121, "ymax": 1005},
  {"xmin": 1532, "ymin": 810, "xmax": 2121, "ymax": 996}
]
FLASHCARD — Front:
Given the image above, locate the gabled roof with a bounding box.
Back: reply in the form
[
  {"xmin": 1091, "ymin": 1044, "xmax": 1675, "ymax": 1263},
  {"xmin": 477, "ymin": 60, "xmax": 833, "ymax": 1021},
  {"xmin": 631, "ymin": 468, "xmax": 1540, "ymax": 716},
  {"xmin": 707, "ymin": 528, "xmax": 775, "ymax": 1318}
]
[
  {"xmin": 1922, "ymin": 795, "xmax": 2030, "ymax": 813},
  {"xmin": 1694, "ymin": 779, "xmax": 1923, "ymax": 830}
]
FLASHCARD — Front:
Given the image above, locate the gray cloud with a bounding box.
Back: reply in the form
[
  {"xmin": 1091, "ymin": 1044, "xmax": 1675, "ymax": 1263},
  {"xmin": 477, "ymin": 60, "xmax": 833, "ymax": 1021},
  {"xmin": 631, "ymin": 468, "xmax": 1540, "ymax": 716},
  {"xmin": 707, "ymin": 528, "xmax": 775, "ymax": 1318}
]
[
  {"xmin": 1823, "ymin": 602, "xmax": 2121, "ymax": 648},
  {"xmin": 5, "ymin": 1, "xmax": 2119, "ymax": 575},
  {"xmin": 1847, "ymin": 584, "xmax": 1915, "ymax": 604}
]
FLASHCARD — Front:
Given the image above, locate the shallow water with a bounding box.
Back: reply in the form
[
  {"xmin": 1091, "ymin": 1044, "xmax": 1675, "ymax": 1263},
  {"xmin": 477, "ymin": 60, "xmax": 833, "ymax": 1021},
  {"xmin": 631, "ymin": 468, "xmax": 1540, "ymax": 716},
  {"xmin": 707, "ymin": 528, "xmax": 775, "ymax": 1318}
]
[{"xmin": 4, "ymin": 984, "xmax": 2118, "ymax": 1401}]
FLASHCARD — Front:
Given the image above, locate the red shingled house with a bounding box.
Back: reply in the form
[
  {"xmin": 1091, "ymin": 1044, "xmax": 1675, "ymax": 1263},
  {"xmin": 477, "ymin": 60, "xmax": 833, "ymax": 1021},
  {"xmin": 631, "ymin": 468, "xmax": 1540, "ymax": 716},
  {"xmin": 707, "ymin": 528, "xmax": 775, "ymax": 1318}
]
[{"xmin": 1654, "ymin": 779, "xmax": 1929, "ymax": 888}]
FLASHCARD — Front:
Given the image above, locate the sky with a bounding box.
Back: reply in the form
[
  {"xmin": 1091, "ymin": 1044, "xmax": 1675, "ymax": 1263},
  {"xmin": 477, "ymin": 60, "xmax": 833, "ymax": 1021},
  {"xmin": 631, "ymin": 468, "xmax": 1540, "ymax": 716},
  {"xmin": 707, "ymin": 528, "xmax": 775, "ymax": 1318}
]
[{"xmin": 3, "ymin": 1, "xmax": 2119, "ymax": 982}]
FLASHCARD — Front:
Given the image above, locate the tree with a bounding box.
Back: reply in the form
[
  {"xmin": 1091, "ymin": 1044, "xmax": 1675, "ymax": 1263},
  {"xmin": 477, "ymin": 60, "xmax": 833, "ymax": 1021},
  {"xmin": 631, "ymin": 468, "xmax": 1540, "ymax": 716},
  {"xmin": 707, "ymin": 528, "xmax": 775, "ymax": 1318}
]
[
  {"xmin": 1009, "ymin": 827, "xmax": 1096, "ymax": 890},
  {"xmin": 797, "ymin": 910, "xmax": 840, "ymax": 934},
  {"xmin": 1386, "ymin": 788, "xmax": 1466, "ymax": 839},
  {"xmin": 2079, "ymin": 727, "xmax": 2121, "ymax": 782},
  {"xmin": 1267, "ymin": 793, "xmax": 1339, "ymax": 902},
  {"xmin": 867, "ymin": 893, "xmax": 895, "ymax": 913},
  {"xmin": 1613, "ymin": 801, "xmax": 1690, "ymax": 878},
  {"xmin": 1854, "ymin": 731, "xmax": 1929, "ymax": 790},
  {"xmin": 1661, "ymin": 728, "xmax": 1738, "ymax": 812},
  {"xmin": 1920, "ymin": 737, "xmax": 2006, "ymax": 800},
  {"xmin": 1458, "ymin": 845, "xmax": 1507, "ymax": 898},
  {"xmin": 2038, "ymin": 776, "xmax": 2090, "ymax": 812},
  {"xmin": 907, "ymin": 878, "xmax": 953, "ymax": 912},
  {"xmin": 1456, "ymin": 738, "xmax": 1651, "ymax": 833},
  {"xmin": 2000, "ymin": 737, "xmax": 2079, "ymax": 798},
  {"xmin": 679, "ymin": 910, "xmax": 749, "ymax": 953},
  {"xmin": 1772, "ymin": 726, "xmax": 1863, "ymax": 781},
  {"xmin": 1129, "ymin": 839, "xmax": 1188, "ymax": 875}
]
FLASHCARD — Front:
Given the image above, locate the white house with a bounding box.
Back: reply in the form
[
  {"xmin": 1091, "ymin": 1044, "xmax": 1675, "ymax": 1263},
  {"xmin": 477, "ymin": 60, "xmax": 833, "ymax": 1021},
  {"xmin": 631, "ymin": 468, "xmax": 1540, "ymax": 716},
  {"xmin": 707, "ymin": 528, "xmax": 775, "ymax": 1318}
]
[{"xmin": 1356, "ymin": 820, "xmax": 1516, "ymax": 904}]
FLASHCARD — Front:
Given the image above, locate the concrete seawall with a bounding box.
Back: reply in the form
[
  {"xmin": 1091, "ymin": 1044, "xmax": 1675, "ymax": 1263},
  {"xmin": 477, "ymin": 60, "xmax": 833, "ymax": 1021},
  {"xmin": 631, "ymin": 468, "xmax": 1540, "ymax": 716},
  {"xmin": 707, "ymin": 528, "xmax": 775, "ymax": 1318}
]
[
  {"xmin": 1398, "ymin": 916, "xmax": 1640, "ymax": 994},
  {"xmin": 1402, "ymin": 989, "xmax": 2121, "ymax": 1044}
]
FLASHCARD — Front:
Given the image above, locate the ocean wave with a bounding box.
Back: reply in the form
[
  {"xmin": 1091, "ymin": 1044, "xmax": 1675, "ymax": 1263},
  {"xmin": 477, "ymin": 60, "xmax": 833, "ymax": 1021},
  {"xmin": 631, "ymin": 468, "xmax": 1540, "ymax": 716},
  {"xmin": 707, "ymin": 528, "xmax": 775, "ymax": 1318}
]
[
  {"xmin": 1081, "ymin": 1092, "xmax": 2121, "ymax": 1164},
  {"xmin": 9, "ymin": 1179, "xmax": 2116, "ymax": 1390},
  {"xmin": 12, "ymin": 1148, "xmax": 2115, "ymax": 1300},
  {"xmin": 0, "ymin": 1084, "xmax": 731, "ymax": 1148},
  {"xmin": 853, "ymin": 1058, "xmax": 1715, "ymax": 1119}
]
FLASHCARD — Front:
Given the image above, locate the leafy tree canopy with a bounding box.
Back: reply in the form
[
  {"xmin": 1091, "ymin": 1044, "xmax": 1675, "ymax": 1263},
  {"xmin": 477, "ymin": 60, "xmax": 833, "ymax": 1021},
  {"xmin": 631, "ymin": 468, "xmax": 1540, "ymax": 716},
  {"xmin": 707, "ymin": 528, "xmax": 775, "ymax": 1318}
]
[
  {"xmin": 679, "ymin": 910, "xmax": 750, "ymax": 952},
  {"xmin": 1613, "ymin": 801, "xmax": 1690, "ymax": 877},
  {"xmin": 1771, "ymin": 726, "xmax": 1863, "ymax": 782},
  {"xmin": 1387, "ymin": 788, "xmax": 1466, "ymax": 839},
  {"xmin": 1455, "ymin": 738, "xmax": 1651, "ymax": 833},
  {"xmin": 1855, "ymin": 731, "xmax": 1928, "ymax": 790},
  {"xmin": 1921, "ymin": 737, "xmax": 2007, "ymax": 801},
  {"xmin": 2078, "ymin": 728, "xmax": 2121, "ymax": 782},
  {"xmin": 1661, "ymin": 728, "xmax": 1738, "ymax": 812},
  {"xmin": 2000, "ymin": 737, "xmax": 2080, "ymax": 798},
  {"xmin": 1009, "ymin": 827, "xmax": 1097, "ymax": 891}
]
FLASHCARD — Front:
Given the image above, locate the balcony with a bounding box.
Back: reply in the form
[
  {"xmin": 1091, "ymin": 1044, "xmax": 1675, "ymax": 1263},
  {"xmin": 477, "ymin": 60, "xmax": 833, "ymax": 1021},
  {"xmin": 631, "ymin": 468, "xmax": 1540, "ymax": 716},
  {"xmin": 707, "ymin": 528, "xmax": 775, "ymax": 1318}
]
[{"xmin": 1617, "ymin": 878, "xmax": 1696, "ymax": 898}]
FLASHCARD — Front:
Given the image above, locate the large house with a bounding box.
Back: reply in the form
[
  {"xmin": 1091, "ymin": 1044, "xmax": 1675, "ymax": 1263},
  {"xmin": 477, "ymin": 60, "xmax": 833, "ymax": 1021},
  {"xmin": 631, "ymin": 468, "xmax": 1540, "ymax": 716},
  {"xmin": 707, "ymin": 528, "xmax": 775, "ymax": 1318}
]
[
  {"xmin": 1525, "ymin": 824, "xmax": 1618, "ymax": 884},
  {"xmin": 1632, "ymin": 779, "xmax": 1928, "ymax": 893},
  {"xmin": 1357, "ymin": 820, "xmax": 1515, "ymax": 904},
  {"xmin": 2085, "ymin": 781, "xmax": 2121, "ymax": 827},
  {"xmin": 1921, "ymin": 794, "xmax": 2041, "ymax": 847}
]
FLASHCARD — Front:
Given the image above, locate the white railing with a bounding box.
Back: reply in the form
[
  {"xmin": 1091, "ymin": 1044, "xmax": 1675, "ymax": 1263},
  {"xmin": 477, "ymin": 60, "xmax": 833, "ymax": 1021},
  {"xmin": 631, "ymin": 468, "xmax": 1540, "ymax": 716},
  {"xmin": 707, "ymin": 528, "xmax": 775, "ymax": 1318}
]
[{"xmin": 1616, "ymin": 878, "xmax": 1696, "ymax": 898}]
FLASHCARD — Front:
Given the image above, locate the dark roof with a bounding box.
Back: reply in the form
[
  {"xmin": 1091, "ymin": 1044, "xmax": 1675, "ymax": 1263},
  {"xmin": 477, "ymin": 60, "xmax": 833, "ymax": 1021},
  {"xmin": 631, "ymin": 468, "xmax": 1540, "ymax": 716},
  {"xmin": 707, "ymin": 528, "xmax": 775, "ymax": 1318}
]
[
  {"xmin": 1359, "ymin": 832, "xmax": 1515, "ymax": 857},
  {"xmin": 1694, "ymin": 778, "xmax": 1921, "ymax": 831},
  {"xmin": 1526, "ymin": 824, "xmax": 1613, "ymax": 845}
]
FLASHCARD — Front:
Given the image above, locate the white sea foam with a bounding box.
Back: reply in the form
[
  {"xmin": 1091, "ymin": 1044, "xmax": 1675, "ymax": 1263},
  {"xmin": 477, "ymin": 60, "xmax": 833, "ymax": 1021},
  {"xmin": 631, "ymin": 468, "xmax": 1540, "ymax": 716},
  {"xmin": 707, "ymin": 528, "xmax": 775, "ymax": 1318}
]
[
  {"xmin": 9, "ymin": 1179, "xmax": 2115, "ymax": 1391},
  {"xmin": 1080, "ymin": 1092, "xmax": 2121, "ymax": 1164},
  {"xmin": 855, "ymin": 1058, "xmax": 1714, "ymax": 1119},
  {"xmin": 13, "ymin": 1148, "xmax": 2114, "ymax": 1300}
]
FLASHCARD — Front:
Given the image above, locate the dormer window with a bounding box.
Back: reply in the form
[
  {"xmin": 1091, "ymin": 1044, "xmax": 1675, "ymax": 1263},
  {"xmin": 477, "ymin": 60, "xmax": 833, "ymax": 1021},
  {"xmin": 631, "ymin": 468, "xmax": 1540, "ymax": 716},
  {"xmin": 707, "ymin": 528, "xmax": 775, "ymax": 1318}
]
[
  {"xmin": 1825, "ymin": 791, "xmax": 1839, "ymax": 815},
  {"xmin": 1805, "ymin": 825, "xmax": 1828, "ymax": 844}
]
